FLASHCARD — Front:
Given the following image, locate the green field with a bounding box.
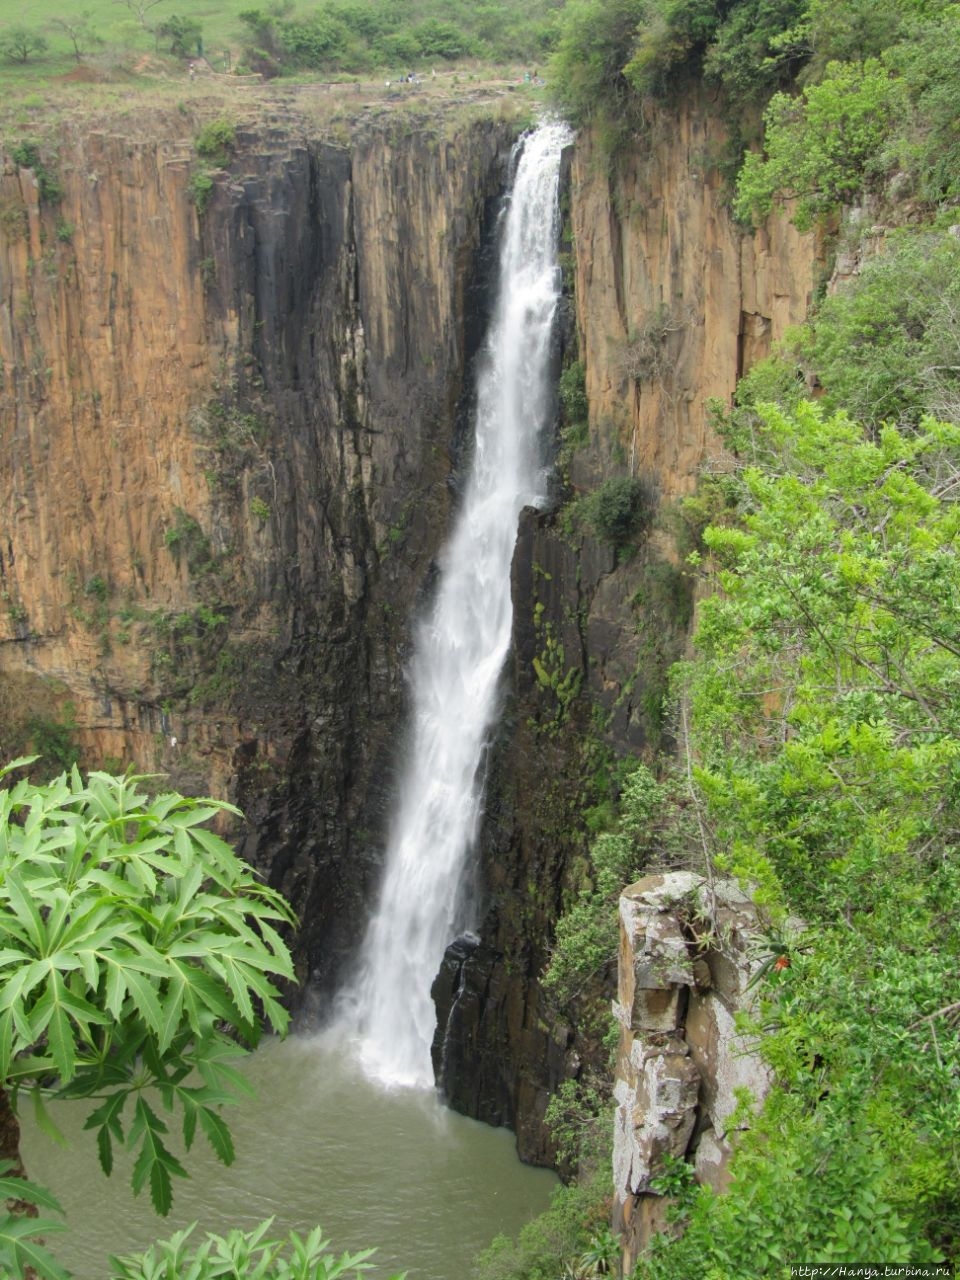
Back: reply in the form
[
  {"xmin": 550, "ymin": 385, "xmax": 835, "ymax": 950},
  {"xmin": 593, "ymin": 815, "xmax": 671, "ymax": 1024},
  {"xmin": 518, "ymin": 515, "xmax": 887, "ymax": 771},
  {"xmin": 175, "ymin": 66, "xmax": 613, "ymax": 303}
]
[
  {"xmin": 0, "ymin": 0, "xmax": 256, "ymax": 76},
  {"xmin": 0, "ymin": 0, "xmax": 561, "ymax": 93}
]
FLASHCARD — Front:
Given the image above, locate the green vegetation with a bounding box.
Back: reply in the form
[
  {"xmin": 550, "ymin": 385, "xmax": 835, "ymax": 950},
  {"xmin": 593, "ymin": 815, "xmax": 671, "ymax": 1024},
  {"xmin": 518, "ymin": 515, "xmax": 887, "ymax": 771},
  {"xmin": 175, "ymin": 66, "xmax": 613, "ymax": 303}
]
[
  {"xmin": 569, "ymin": 474, "xmax": 656, "ymax": 550},
  {"xmin": 233, "ymin": 0, "xmax": 558, "ymax": 76},
  {"xmin": 476, "ymin": 1172, "xmax": 612, "ymax": 1280},
  {"xmin": 0, "ymin": 25, "xmax": 47, "ymax": 64},
  {"xmin": 23, "ymin": 707, "xmax": 80, "ymax": 772},
  {"xmin": 729, "ymin": 3, "xmax": 960, "ymax": 226},
  {"xmin": 9, "ymin": 140, "xmax": 62, "ymax": 202},
  {"xmin": 163, "ymin": 506, "xmax": 213, "ymax": 575},
  {"xmin": 0, "ymin": 0, "xmax": 561, "ymax": 97},
  {"xmin": 549, "ymin": 0, "xmax": 646, "ymax": 146},
  {"xmin": 547, "ymin": 0, "xmax": 960, "ymax": 241},
  {"xmin": 156, "ymin": 13, "xmax": 202, "ymax": 57},
  {"xmin": 0, "ymin": 765, "xmax": 293, "ymax": 1270},
  {"xmin": 558, "ymin": 360, "xmax": 588, "ymax": 428},
  {"xmin": 634, "ymin": 401, "xmax": 960, "ymax": 1271},
  {"xmin": 796, "ymin": 230, "xmax": 960, "ymax": 428},
  {"xmin": 195, "ymin": 116, "xmax": 236, "ymax": 163},
  {"xmin": 111, "ymin": 1222, "xmax": 402, "ymax": 1280},
  {"xmin": 734, "ymin": 58, "xmax": 898, "ymax": 229},
  {"xmin": 188, "ymin": 119, "xmax": 236, "ymax": 215},
  {"xmin": 543, "ymin": 763, "xmax": 663, "ymax": 1012}
]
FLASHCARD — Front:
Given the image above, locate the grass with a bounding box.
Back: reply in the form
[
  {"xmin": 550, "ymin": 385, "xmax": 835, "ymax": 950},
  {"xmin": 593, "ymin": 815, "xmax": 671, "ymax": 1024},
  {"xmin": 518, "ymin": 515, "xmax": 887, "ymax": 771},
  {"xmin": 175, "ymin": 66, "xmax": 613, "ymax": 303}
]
[
  {"xmin": 0, "ymin": 0, "xmax": 256, "ymax": 69},
  {"xmin": 0, "ymin": 0, "xmax": 555, "ymax": 152},
  {"xmin": 0, "ymin": 48, "xmax": 547, "ymax": 154},
  {"xmin": 0, "ymin": 0, "xmax": 560, "ymax": 92}
]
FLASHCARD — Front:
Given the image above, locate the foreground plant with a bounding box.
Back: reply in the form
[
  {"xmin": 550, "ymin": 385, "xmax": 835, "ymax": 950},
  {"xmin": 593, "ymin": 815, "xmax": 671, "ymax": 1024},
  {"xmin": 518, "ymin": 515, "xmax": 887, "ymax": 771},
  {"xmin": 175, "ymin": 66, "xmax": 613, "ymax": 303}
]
[
  {"xmin": 109, "ymin": 1220, "xmax": 406, "ymax": 1280},
  {"xmin": 0, "ymin": 761, "xmax": 298, "ymax": 1275}
]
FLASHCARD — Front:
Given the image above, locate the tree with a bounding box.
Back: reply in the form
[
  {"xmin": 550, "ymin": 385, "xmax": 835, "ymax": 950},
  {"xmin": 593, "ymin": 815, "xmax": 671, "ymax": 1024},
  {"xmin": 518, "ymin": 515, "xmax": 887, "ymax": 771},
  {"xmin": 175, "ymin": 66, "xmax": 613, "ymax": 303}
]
[
  {"xmin": 548, "ymin": 0, "xmax": 646, "ymax": 138},
  {"xmin": 50, "ymin": 14, "xmax": 103, "ymax": 62},
  {"xmin": 734, "ymin": 58, "xmax": 900, "ymax": 229},
  {"xmin": 0, "ymin": 26, "xmax": 48, "ymax": 64},
  {"xmin": 113, "ymin": 0, "xmax": 168, "ymax": 32},
  {"xmin": 156, "ymin": 13, "xmax": 202, "ymax": 56},
  {"xmin": 0, "ymin": 763, "xmax": 300, "ymax": 1277}
]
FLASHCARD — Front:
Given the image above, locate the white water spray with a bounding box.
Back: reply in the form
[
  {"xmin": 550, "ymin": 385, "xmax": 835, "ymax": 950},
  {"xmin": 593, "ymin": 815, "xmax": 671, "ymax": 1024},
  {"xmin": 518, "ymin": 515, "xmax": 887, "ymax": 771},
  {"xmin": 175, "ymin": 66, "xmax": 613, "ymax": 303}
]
[{"xmin": 343, "ymin": 120, "xmax": 572, "ymax": 1088}]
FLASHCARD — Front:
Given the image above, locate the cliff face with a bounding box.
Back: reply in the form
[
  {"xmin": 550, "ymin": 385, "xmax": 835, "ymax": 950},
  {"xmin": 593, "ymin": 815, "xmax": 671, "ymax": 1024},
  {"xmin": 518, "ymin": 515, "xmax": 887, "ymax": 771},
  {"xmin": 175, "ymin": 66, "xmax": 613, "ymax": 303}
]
[
  {"xmin": 435, "ymin": 92, "xmax": 821, "ymax": 1161},
  {"xmin": 0, "ymin": 106, "xmax": 516, "ymax": 989},
  {"xmin": 570, "ymin": 91, "xmax": 818, "ymax": 498}
]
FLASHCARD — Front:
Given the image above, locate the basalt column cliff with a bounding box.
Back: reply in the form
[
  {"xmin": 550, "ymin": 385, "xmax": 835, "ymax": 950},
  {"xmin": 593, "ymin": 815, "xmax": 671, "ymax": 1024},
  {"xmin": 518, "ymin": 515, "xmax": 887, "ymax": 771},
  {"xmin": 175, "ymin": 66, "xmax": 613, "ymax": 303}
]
[{"xmin": 0, "ymin": 105, "xmax": 517, "ymax": 995}]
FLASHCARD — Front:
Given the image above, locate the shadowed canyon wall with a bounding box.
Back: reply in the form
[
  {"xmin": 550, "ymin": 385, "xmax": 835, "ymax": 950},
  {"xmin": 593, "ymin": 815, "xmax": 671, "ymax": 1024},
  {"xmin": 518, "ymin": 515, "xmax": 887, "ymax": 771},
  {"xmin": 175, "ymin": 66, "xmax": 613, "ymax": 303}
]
[
  {"xmin": 0, "ymin": 88, "xmax": 818, "ymax": 1162},
  {"xmin": 0, "ymin": 105, "xmax": 516, "ymax": 994}
]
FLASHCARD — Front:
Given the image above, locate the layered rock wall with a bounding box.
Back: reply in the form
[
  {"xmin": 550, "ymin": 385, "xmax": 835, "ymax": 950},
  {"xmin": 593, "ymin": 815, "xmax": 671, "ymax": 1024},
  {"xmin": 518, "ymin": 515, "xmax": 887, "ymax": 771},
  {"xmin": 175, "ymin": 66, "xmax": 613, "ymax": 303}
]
[
  {"xmin": 571, "ymin": 90, "xmax": 819, "ymax": 497},
  {"xmin": 613, "ymin": 874, "xmax": 770, "ymax": 1270},
  {"xmin": 0, "ymin": 108, "xmax": 516, "ymax": 989}
]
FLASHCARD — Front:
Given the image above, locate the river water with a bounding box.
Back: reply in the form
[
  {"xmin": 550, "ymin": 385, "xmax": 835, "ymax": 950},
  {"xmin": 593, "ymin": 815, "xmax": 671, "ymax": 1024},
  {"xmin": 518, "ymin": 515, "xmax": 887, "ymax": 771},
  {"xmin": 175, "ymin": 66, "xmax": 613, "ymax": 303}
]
[{"xmin": 20, "ymin": 1034, "xmax": 557, "ymax": 1279}]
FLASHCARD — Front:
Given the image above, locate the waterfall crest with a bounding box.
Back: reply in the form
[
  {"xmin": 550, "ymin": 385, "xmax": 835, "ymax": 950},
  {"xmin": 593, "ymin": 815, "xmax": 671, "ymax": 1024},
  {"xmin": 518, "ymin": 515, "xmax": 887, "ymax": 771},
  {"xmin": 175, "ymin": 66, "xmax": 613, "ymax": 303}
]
[{"xmin": 342, "ymin": 120, "xmax": 572, "ymax": 1088}]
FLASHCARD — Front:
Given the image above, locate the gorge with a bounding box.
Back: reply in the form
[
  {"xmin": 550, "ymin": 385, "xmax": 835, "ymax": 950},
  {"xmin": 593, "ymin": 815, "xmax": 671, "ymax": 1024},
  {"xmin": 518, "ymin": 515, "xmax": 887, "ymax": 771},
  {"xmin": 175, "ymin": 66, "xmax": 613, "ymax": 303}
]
[{"xmin": 0, "ymin": 71, "xmax": 820, "ymax": 1270}]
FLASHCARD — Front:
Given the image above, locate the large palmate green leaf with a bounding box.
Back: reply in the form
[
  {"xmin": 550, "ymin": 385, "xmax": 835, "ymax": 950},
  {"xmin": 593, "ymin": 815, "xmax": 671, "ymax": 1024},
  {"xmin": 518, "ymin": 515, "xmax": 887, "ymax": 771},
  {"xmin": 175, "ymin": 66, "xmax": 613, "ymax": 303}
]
[{"xmin": 0, "ymin": 764, "xmax": 297, "ymax": 1214}]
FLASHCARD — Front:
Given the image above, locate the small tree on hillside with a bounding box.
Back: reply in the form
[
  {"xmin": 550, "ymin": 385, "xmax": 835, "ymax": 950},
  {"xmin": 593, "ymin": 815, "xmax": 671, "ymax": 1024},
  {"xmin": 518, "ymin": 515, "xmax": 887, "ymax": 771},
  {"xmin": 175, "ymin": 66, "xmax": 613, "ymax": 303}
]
[
  {"xmin": 113, "ymin": 0, "xmax": 168, "ymax": 32},
  {"xmin": 157, "ymin": 13, "xmax": 202, "ymax": 56},
  {"xmin": 50, "ymin": 14, "xmax": 103, "ymax": 62},
  {"xmin": 0, "ymin": 26, "xmax": 48, "ymax": 64}
]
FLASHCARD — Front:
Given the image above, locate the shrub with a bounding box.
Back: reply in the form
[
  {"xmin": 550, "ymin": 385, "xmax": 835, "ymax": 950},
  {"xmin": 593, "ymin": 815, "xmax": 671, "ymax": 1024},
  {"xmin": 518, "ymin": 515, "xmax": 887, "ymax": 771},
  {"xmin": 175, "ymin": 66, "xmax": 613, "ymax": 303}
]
[
  {"xmin": 734, "ymin": 59, "xmax": 900, "ymax": 229},
  {"xmin": 189, "ymin": 169, "xmax": 215, "ymax": 213},
  {"xmin": 549, "ymin": 0, "xmax": 646, "ymax": 135},
  {"xmin": 559, "ymin": 360, "xmax": 589, "ymax": 424},
  {"xmin": 157, "ymin": 14, "xmax": 203, "ymax": 57},
  {"xmin": 0, "ymin": 25, "xmax": 48, "ymax": 64},
  {"xmin": 195, "ymin": 118, "xmax": 237, "ymax": 165},
  {"xmin": 588, "ymin": 474, "xmax": 655, "ymax": 548},
  {"xmin": 702, "ymin": 0, "xmax": 809, "ymax": 102},
  {"xmin": 802, "ymin": 230, "xmax": 960, "ymax": 428},
  {"xmin": 476, "ymin": 1172, "xmax": 611, "ymax": 1280}
]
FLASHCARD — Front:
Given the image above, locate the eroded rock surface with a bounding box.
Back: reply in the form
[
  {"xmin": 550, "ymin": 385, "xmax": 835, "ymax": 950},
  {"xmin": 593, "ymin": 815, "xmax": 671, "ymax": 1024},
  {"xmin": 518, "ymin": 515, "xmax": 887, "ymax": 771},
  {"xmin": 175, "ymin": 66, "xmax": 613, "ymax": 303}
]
[{"xmin": 614, "ymin": 873, "xmax": 772, "ymax": 1269}]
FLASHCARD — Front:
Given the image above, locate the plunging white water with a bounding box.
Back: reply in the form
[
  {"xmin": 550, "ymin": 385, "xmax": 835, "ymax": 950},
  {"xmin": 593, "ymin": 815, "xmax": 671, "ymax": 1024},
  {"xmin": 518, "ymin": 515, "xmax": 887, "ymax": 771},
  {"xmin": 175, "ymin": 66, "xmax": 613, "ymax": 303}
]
[{"xmin": 342, "ymin": 120, "xmax": 572, "ymax": 1088}]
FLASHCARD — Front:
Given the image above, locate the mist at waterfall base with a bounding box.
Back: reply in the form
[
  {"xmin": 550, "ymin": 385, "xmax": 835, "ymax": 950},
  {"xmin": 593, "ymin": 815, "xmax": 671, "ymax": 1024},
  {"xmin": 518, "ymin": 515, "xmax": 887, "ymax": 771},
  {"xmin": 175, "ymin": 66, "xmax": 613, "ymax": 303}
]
[
  {"xmin": 21, "ymin": 1036, "xmax": 557, "ymax": 1280},
  {"xmin": 338, "ymin": 120, "xmax": 573, "ymax": 1090}
]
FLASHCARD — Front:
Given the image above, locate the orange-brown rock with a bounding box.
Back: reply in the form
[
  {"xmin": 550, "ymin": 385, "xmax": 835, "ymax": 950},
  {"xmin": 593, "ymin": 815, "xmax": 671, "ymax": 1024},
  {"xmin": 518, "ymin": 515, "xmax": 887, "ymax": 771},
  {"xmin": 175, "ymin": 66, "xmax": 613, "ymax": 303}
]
[
  {"xmin": 0, "ymin": 107, "xmax": 517, "ymax": 991},
  {"xmin": 571, "ymin": 90, "xmax": 821, "ymax": 497}
]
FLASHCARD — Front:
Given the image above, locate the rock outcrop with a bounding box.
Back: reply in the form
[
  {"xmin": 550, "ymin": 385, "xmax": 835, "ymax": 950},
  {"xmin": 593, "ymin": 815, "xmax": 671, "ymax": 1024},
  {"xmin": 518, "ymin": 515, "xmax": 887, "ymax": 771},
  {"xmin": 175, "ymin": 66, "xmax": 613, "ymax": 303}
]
[{"xmin": 613, "ymin": 873, "xmax": 771, "ymax": 1271}]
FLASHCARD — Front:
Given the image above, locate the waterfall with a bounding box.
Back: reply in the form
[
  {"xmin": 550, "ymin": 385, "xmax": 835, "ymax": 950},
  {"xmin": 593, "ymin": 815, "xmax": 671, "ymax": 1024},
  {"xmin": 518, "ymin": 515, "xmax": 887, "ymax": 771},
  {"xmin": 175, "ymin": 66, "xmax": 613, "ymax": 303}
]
[{"xmin": 343, "ymin": 120, "xmax": 572, "ymax": 1089}]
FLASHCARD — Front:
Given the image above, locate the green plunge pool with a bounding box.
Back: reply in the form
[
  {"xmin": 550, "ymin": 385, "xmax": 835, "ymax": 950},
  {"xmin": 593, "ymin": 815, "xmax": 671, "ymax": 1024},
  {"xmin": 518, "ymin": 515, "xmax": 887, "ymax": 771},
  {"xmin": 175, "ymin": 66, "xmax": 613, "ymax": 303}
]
[{"xmin": 20, "ymin": 1033, "xmax": 558, "ymax": 1279}]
